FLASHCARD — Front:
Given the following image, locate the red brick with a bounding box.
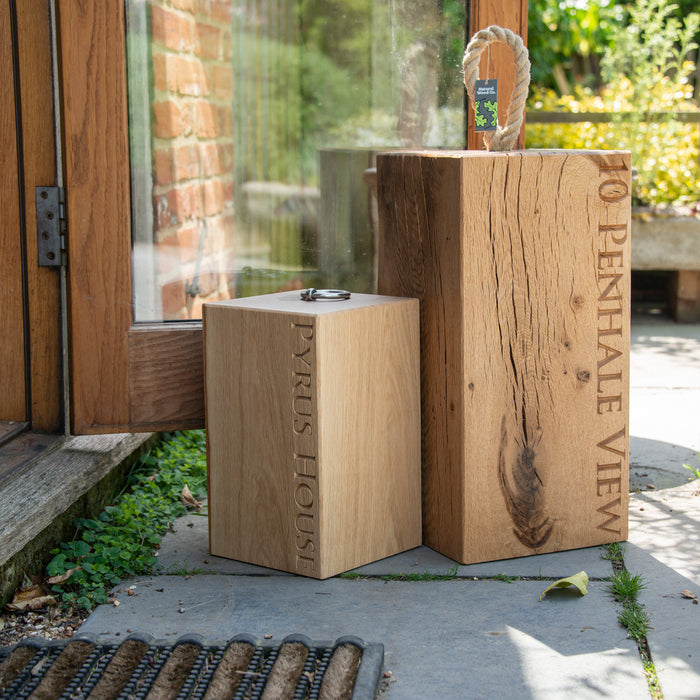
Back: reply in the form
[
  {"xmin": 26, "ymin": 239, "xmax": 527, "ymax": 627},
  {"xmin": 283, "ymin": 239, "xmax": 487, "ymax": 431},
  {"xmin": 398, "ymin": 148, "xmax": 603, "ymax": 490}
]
[
  {"xmin": 213, "ymin": 65, "xmax": 233, "ymax": 99},
  {"xmin": 202, "ymin": 179, "xmax": 224, "ymax": 216},
  {"xmin": 173, "ymin": 183, "xmax": 203, "ymax": 220},
  {"xmin": 161, "ymin": 278, "xmax": 187, "ymax": 319},
  {"xmin": 152, "ymin": 101, "xmax": 182, "ymax": 139},
  {"xmin": 195, "ymin": 101, "xmax": 217, "ymax": 138},
  {"xmin": 222, "ymin": 180, "xmax": 234, "ymax": 210},
  {"xmin": 154, "ymin": 149, "xmax": 173, "ymax": 186},
  {"xmin": 151, "ymin": 5, "xmax": 193, "ymax": 52},
  {"xmin": 152, "ymin": 53, "xmax": 168, "ymax": 92},
  {"xmin": 172, "ymin": 145, "xmax": 200, "ymax": 181},
  {"xmin": 153, "ymin": 191, "xmax": 178, "ymax": 230},
  {"xmin": 181, "ymin": 103, "xmax": 195, "ymax": 137},
  {"xmin": 170, "ymin": 0, "xmax": 195, "ymax": 11},
  {"xmin": 199, "ymin": 143, "xmax": 221, "ymax": 176},
  {"xmin": 195, "ymin": 0, "xmax": 211, "ymax": 15},
  {"xmin": 168, "ymin": 55, "xmax": 209, "ymax": 96},
  {"xmin": 194, "ymin": 23, "xmax": 221, "ymax": 60},
  {"xmin": 220, "ymin": 144, "xmax": 234, "ymax": 171},
  {"xmin": 210, "ymin": 0, "xmax": 233, "ymax": 24}
]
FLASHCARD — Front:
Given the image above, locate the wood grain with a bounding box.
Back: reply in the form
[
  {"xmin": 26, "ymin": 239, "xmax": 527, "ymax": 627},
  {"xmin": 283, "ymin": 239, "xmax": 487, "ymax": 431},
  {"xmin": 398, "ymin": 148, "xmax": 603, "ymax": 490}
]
[
  {"xmin": 16, "ymin": 0, "xmax": 62, "ymax": 431},
  {"xmin": 0, "ymin": 0, "xmax": 27, "ymax": 422},
  {"xmin": 467, "ymin": 0, "xmax": 528, "ymax": 150},
  {"xmin": 58, "ymin": 0, "xmax": 132, "ymax": 433},
  {"xmin": 205, "ymin": 292, "xmax": 421, "ymax": 578},
  {"xmin": 378, "ymin": 149, "xmax": 631, "ymax": 564},
  {"xmin": 128, "ymin": 324, "xmax": 204, "ymax": 429}
]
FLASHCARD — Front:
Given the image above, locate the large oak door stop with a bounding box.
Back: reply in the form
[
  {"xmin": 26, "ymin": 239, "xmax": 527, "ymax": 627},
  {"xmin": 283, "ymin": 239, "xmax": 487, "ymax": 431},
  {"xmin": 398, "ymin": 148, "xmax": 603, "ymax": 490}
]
[
  {"xmin": 377, "ymin": 27, "xmax": 632, "ymax": 565},
  {"xmin": 204, "ymin": 291, "xmax": 421, "ymax": 579}
]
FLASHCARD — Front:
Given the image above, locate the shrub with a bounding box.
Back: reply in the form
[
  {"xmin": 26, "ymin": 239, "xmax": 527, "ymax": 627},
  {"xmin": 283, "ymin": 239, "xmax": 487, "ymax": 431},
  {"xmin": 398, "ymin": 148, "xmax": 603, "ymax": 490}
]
[{"xmin": 527, "ymin": 0, "xmax": 700, "ymax": 207}]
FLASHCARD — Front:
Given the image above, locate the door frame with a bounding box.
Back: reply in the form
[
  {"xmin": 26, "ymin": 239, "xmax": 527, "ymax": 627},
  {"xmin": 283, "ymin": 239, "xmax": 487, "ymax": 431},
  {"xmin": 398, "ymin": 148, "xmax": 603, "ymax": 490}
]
[
  {"xmin": 57, "ymin": 0, "xmax": 204, "ymax": 434},
  {"xmin": 0, "ymin": 0, "xmax": 62, "ymax": 433},
  {"xmin": 56, "ymin": 0, "xmax": 527, "ymax": 435}
]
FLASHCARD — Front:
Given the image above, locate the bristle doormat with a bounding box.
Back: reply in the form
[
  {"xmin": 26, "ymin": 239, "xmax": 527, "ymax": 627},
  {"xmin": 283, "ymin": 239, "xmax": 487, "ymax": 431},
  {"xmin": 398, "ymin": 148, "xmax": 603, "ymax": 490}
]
[{"xmin": 0, "ymin": 633, "xmax": 384, "ymax": 699}]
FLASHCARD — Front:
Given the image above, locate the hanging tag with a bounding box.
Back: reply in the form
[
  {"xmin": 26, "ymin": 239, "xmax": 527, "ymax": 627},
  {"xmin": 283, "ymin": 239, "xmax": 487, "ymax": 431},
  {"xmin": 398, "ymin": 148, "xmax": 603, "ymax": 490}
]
[{"xmin": 474, "ymin": 79, "xmax": 498, "ymax": 132}]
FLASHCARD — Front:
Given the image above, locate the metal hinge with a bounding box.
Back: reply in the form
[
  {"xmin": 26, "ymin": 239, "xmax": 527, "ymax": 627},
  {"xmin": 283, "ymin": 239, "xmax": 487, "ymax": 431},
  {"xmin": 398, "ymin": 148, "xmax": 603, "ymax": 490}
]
[{"xmin": 36, "ymin": 186, "xmax": 67, "ymax": 267}]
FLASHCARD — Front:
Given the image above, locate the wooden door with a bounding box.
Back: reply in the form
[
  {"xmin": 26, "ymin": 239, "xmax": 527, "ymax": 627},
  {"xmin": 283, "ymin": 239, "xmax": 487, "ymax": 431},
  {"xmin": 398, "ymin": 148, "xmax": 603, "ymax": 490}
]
[
  {"xmin": 57, "ymin": 0, "xmax": 528, "ymax": 435},
  {"xmin": 0, "ymin": 0, "xmax": 62, "ymax": 436},
  {"xmin": 57, "ymin": 0, "xmax": 204, "ymax": 434}
]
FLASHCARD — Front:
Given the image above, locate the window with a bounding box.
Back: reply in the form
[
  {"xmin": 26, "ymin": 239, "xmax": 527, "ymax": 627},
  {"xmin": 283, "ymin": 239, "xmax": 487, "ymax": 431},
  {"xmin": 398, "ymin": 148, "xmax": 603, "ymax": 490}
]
[{"xmin": 126, "ymin": 0, "xmax": 466, "ymax": 321}]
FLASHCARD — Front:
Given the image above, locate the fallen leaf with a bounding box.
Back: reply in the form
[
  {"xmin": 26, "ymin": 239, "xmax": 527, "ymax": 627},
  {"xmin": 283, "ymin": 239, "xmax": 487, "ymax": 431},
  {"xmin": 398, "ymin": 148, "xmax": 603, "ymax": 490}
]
[
  {"xmin": 13, "ymin": 584, "xmax": 46, "ymax": 603},
  {"xmin": 539, "ymin": 571, "xmax": 589, "ymax": 602},
  {"xmin": 111, "ymin": 599, "xmax": 120, "ymax": 607},
  {"xmin": 180, "ymin": 485, "xmax": 202, "ymax": 510},
  {"xmin": 47, "ymin": 566, "xmax": 81, "ymax": 586},
  {"xmin": 681, "ymin": 589, "xmax": 698, "ymax": 601},
  {"xmin": 6, "ymin": 595, "xmax": 57, "ymax": 612}
]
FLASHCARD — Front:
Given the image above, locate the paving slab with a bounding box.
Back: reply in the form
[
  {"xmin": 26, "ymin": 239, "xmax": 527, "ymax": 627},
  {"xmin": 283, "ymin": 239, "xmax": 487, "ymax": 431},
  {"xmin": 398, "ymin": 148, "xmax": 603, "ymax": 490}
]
[
  {"xmin": 78, "ymin": 575, "xmax": 647, "ymax": 699},
  {"xmin": 155, "ymin": 512, "xmax": 614, "ymax": 580},
  {"xmin": 626, "ymin": 485, "xmax": 700, "ymax": 699}
]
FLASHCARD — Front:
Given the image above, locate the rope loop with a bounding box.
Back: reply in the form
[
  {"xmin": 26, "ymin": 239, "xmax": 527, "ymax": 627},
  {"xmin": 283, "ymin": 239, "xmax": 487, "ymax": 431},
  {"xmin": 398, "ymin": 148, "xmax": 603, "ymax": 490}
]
[{"xmin": 462, "ymin": 26, "xmax": 531, "ymax": 151}]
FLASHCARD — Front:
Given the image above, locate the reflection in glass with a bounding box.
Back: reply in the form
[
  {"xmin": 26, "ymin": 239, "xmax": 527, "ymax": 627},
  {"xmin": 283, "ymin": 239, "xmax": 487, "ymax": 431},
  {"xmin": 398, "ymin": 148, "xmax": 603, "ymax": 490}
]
[{"xmin": 127, "ymin": 0, "xmax": 465, "ymax": 321}]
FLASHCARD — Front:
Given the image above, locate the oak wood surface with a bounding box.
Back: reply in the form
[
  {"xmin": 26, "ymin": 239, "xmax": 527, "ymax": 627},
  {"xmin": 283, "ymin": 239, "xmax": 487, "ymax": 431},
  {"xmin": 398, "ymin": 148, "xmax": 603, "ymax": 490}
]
[
  {"xmin": 467, "ymin": 0, "xmax": 529, "ymax": 150},
  {"xmin": 378, "ymin": 149, "xmax": 631, "ymax": 564},
  {"xmin": 16, "ymin": 0, "xmax": 62, "ymax": 431},
  {"xmin": 0, "ymin": 0, "xmax": 27, "ymax": 422},
  {"xmin": 205, "ymin": 292, "xmax": 421, "ymax": 578},
  {"xmin": 58, "ymin": 0, "xmax": 206, "ymax": 434},
  {"xmin": 128, "ymin": 324, "xmax": 204, "ymax": 429},
  {"xmin": 58, "ymin": 0, "xmax": 132, "ymax": 433}
]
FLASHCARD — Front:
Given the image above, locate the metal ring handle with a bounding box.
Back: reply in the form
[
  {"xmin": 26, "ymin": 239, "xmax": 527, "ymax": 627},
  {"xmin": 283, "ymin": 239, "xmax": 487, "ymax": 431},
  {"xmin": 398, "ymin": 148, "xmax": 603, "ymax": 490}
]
[{"xmin": 300, "ymin": 288, "xmax": 352, "ymax": 302}]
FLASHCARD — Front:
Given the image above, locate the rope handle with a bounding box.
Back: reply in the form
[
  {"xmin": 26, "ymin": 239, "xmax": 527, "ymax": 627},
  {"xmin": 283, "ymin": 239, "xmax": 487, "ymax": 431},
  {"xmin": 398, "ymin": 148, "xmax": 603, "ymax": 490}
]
[{"xmin": 462, "ymin": 26, "xmax": 531, "ymax": 152}]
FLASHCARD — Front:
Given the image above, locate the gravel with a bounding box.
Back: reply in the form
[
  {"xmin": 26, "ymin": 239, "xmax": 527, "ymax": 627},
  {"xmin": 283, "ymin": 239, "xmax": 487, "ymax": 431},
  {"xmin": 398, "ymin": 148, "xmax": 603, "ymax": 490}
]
[{"xmin": 0, "ymin": 608, "xmax": 89, "ymax": 648}]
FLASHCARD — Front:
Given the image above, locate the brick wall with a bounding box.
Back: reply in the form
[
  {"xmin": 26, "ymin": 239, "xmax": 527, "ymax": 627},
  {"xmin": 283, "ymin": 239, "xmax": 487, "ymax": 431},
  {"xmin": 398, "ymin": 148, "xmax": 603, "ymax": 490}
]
[{"xmin": 149, "ymin": 0, "xmax": 235, "ymax": 320}]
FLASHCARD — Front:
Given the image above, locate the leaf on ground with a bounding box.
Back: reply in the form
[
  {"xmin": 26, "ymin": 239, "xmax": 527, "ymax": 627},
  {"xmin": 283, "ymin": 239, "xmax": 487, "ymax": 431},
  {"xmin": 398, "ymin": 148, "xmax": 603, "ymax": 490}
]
[
  {"xmin": 6, "ymin": 595, "xmax": 57, "ymax": 612},
  {"xmin": 47, "ymin": 566, "xmax": 81, "ymax": 586},
  {"xmin": 539, "ymin": 571, "xmax": 589, "ymax": 602},
  {"xmin": 681, "ymin": 589, "xmax": 698, "ymax": 601},
  {"xmin": 180, "ymin": 484, "xmax": 202, "ymax": 510}
]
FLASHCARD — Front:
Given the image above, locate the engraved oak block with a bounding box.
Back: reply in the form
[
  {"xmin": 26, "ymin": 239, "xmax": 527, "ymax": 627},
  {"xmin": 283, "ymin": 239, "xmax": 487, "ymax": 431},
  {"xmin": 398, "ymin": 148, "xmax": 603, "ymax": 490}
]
[
  {"xmin": 377, "ymin": 149, "xmax": 631, "ymax": 564},
  {"xmin": 204, "ymin": 291, "xmax": 422, "ymax": 579}
]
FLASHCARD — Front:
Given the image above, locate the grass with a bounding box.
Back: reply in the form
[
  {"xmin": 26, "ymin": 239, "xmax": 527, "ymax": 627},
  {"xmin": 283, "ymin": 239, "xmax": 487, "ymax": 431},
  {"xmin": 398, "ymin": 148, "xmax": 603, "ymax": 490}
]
[
  {"xmin": 46, "ymin": 431, "xmax": 207, "ymax": 610},
  {"xmin": 608, "ymin": 569, "xmax": 647, "ymax": 605},
  {"xmin": 601, "ymin": 544, "xmax": 661, "ymax": 697},
  {"xmin": 683, "ymin": 461, "xmax": 700, "ymax": 482}
]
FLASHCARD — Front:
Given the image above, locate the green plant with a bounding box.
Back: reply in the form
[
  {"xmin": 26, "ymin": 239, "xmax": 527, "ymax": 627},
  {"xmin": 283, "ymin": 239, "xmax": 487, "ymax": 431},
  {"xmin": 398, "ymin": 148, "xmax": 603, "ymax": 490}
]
[
  {"xmin": 608, "ymin": 569, "xmax": 647, "ymax": 603},
  {"xmin": 683, "ymin": 460, "xmax": 700, "ymax": 481},
  {"xmin": 527, "ymin": 0, "xmax": 700, "ymax": 207},
  {"xmin": 494, "ymin": 573, "xmax": 518, "ymax": 584},
  {"xmin": 617, "ymin": 601, "xmax": 651, "ymax": 642},
  {"xmin": 600, "ymin": 542, "xmax": 625, "ymax": 564},
  {"xmin": 46, "ymin": 431, "xmax": 207, "ymax": 610}
]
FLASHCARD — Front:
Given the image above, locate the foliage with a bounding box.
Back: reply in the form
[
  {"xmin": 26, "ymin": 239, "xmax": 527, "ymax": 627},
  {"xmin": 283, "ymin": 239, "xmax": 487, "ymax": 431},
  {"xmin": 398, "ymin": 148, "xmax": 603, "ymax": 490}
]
[
  {"xmin": 683, "ymin": 458, "xmax": 700, "ymax": 481},
  {"xmin": 608, "ymin": 568, "xmax": 647, "ymax": 603},
  {"xmin": 46, "ymin": 431, "xmax": 207, "ymax": 611},
  {"xmin": 528, "ymin": 0, "xmax": 700, "ymax": 207},
  {"xmin": 528, "ymin": 0, "xmax": 619, "ymax": 91},
  {"xmin": 527, "ymin": 84, "xmax": 700, "ymax": 207},
  {"xmin": 600, "ymin": 542, "xmax": 625, "ymax": 563},
  {"xmin": 234, "ymin": 37, "xmax": 356, "ymax": 185},
  {"xmin": 617, "ymin": 601, "xmax": 652, "ymax": 641}
]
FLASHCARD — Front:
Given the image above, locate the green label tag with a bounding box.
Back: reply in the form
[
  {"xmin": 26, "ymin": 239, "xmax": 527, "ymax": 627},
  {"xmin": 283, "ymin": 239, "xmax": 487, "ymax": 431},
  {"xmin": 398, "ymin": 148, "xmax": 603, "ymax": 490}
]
[{"xmin": 474, "ymin": 79, "xmax": 498, "ymax": 132}]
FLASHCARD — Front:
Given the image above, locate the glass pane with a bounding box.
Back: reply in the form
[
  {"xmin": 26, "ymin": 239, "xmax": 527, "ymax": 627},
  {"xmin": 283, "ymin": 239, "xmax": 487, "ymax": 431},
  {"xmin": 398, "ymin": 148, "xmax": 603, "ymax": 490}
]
[{"xmin": 126, "ymin": 0, "xmax": 465, "ymax": 321}]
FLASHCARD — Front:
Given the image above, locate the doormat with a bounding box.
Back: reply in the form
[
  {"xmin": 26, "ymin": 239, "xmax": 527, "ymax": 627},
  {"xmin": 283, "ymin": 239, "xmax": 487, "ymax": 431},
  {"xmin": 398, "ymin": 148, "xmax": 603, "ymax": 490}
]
[{"xmin": 0, "ymin": 632, "xmax": 384, "ymax": 699}]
